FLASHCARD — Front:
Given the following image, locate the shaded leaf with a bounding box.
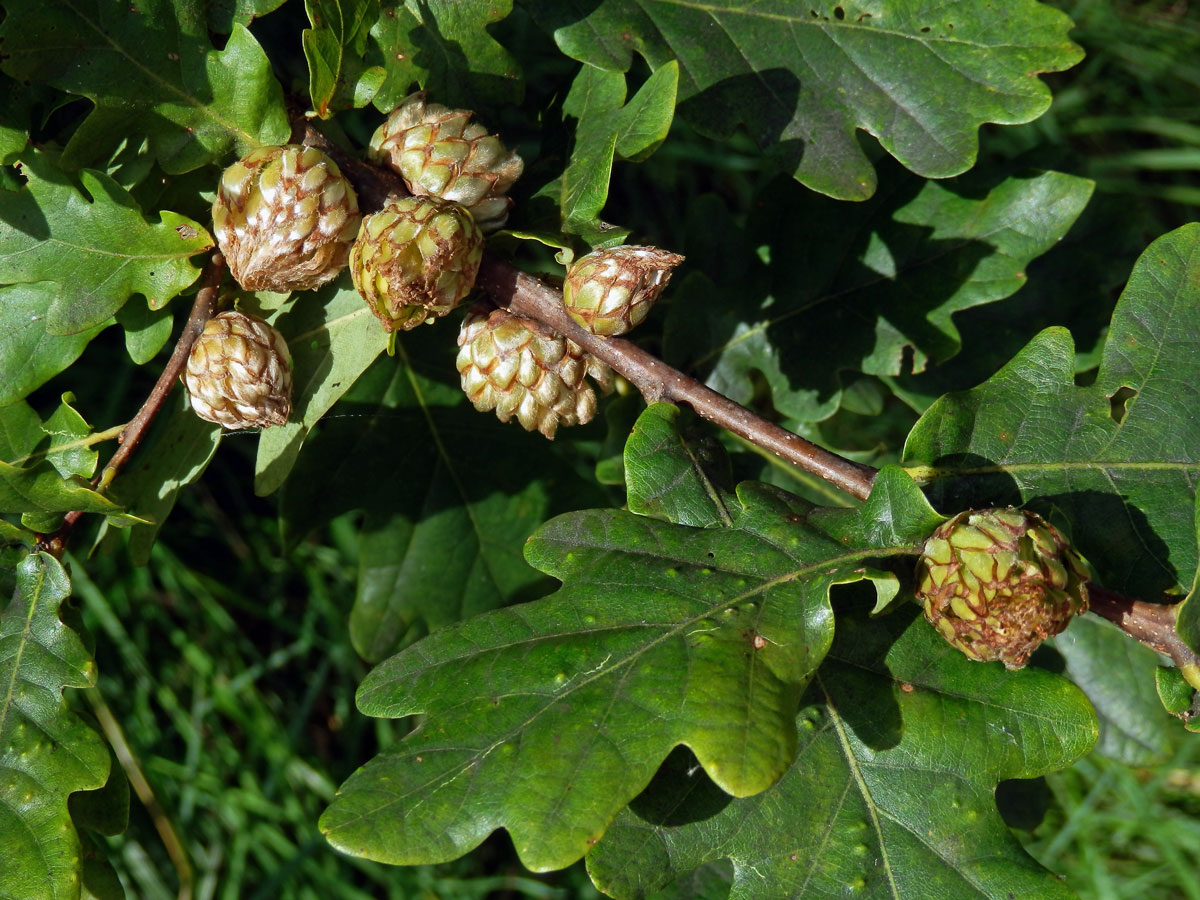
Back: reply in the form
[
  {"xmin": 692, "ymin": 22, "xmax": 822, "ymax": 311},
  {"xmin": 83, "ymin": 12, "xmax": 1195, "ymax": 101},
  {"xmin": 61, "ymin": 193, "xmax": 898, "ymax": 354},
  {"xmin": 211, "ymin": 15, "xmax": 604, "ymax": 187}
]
[
  {"xmin": 41, "ymin": 393, "xmax": 99, "ymax": 479},
  {"xmin": 586, "ymin": 603, "xmax": 1096, "ymax": 900},
  {"xmin": 0, "ymin": 73, "xmax": 33, "ymax": 164},
  {"xmin": 208, "ymin": 0, "xmax": 289, "ymax": 32},
  {"xmin": 368, "ymin": 5, "xmax": 425, "ymax": 111},
  {"xmin": 0, "ymin": 4, "xmax": 290, "ymax": 174},
  {"xmin": 304, "ymin": 0, "xmax": 386, "ymax": 117},
  {"xmin": 102, "ymin": 392, "xmax": 220, "ymax": 565},
  {"xmin": 321, "ymin": 447, "xmax": 942, "ymax": 871},
  {"xmin": 903, "ymin": 224, "xmax": 1200, "ymax": 603},
  {"xmin": 1052, "ymin": 617, "xmax": 1174, "ymax": 765},
  {"xmin": 370, "ymin": 0, "xmax": 522, "ymax": 112},
  {"xmin": 115, "ymin": 299, "xmax": 173, "ymax": 365},
  {"xmin": 280, "ymin": 340, "xmax": 607, "ymax": 662},
  {"xmin": 548, "ymin": 0, "xmax": 1082, "ymax": 200},
  {"xmin": 557, "ymin": 61, "xmax": 676, "ymax": 234},
  {"xmin": 253, "ymin": 284, "xmax": 389, "ymax": 496},
  {"xmin": 0, "ymin": 152, "xmax": 212, "ymax": 335},
  {"xmin": 666, "ymin": 168, "xmax": 1093, "ymax": 422},
  {"xmin": 1174, "ymin": 490, "xmax": 1200, "ymax": 653},
  {"xmin": 0, "ymin": 282, "xmax": 108, "ymax": 407},
  {"xmin": 0, "ymin": 552, "xmax": 111, "ymax": 899},
  {"xmin": 624, "ymin": 403, "xmax": 735, "ymax": 528}
]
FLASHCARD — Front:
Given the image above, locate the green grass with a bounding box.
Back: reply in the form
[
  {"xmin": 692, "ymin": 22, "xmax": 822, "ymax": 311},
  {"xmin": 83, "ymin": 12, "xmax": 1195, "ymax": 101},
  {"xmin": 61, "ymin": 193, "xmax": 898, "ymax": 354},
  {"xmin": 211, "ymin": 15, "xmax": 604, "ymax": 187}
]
[{"xmin": 1024, "ymin": 740, "xmax": 1200, "ymax": 900}]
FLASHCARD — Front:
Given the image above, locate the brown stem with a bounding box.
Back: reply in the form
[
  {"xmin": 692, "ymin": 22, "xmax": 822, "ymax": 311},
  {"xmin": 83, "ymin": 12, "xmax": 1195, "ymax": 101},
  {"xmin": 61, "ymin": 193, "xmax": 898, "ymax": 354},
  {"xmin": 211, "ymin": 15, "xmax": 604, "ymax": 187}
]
[
  {"xmin": 39, "ymin": 254, "xmax": 226, "ymax": 556},
  {"xmin": 476, "ymin": 257, "xmax": 879, "ymax": 501},
  {"xmin": 1087, "ymin": 585, "xmax": 1200, "ymax": 687}
]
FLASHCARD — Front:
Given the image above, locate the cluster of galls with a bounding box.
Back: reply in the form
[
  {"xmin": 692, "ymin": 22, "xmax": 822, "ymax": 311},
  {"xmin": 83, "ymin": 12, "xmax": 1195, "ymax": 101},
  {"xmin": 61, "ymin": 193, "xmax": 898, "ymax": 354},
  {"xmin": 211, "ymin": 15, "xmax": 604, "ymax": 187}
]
[
  {"xmin": 914, "ymin": 508, "xmax": 1090, "ymax": 669},
  {"xmin": 183, "ymin": 92, "xmax": 683, "ymax": 439}
]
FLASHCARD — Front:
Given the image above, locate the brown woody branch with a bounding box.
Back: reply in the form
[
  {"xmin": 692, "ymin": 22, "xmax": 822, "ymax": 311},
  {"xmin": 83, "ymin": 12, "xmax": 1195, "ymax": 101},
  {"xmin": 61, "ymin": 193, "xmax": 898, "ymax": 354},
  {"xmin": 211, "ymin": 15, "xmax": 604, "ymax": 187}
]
[
  {"xmin": 1087, "ymin": 585, "xmax": 1200, "ymax": 691},
  {"xmin": 39, "ymin": 253, "xmax": 226, "ymax": 556},
  {"xmin": 475, "ymin": 258, "xmax": 879, "ymax": 501}
]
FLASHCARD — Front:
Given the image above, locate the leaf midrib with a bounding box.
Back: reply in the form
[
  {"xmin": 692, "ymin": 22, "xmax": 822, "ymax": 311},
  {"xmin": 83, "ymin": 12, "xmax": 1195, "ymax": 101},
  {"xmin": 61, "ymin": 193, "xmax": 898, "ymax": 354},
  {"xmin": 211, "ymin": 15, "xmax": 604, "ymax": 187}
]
[
  {"xmin": 0, "ymin": 559, "xmax": 41, "ymax": 739},
  {"xmin": 57, "ymin": 0, "xmax": 260, "ymax": 148},
  {"xmin": 341, "ymin": 544, "xmax": 912, "ymax": 839}
]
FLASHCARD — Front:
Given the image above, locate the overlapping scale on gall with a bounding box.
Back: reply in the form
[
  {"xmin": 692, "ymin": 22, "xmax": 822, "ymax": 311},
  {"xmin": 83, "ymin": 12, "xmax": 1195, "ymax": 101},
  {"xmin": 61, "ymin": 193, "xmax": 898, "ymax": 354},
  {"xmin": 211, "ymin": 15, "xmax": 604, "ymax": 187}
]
[
  {"xmin": 563, "ymin": 245, "xmax": 684, "ymax": 336},
  {"xmin": 369, "ymin": 93, "xmax": 523, "ymax": 232},
  {"xmin": 183, "ymin": 311, "xmax": 292, "ymax": 429},
  {"xmin": 914, "ymin": 508, "xmax": 1090, "ymax": 669},
  {"xmin": 456, "ymin": 305, "xmax": 611, "ymax": 439},
  {"xmin": 213, "ymin": 145, "xmax": 360, "ymax": 293}
]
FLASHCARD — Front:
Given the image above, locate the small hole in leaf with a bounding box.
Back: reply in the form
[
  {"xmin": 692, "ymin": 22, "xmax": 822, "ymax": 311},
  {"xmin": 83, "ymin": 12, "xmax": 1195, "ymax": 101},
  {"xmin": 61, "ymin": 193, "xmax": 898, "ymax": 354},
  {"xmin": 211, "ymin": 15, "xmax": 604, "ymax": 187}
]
[
  {"xmin": 920, "ymin": 25, "xmax": 931, "ymax": 32},
  {"xmin": 1109, "ymin": 385, "xmax": 1137, "ymax": 424},
  {"xmin": 834, "ymin": 5, "xmax": 845, "ymax": 19}
]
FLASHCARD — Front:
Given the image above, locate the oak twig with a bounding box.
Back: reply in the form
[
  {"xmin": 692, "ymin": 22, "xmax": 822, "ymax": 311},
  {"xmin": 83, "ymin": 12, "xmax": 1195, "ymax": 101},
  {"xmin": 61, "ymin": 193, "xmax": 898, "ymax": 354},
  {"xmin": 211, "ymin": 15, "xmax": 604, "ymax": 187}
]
[
  {"xmin": 39, "ymin": 253, "xmax": 226, "ymax": 556},
  {"xmin": 475, "ymin": 258, "xmax": 880, "ymax": 501},
  {"xmin": 297, "ymin": 119, "xmax": 880, "ymax": 501}
]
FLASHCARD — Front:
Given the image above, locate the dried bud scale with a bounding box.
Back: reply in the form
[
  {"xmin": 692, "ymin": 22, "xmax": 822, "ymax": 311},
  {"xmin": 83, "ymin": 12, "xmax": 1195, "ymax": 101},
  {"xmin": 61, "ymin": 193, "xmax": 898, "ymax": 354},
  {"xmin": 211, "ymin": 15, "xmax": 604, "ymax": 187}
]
[
  {"xmin": 212, "ymin": 145, "xmax": 361, "ymax": 293},
  {"xmin": 914, "ymin": 508, "xmax": 1090, "ymax": 669},
  {"xmin": 368, "ymin": 92, "xmax": 523, "ymax": 232},
  {"xmin": 183, "ymin": 311, "xmax": 292, "ymax": 429},
  {"xmin": 351, "ymin": 196, "xmax": 485, "ymax": 332},
  {"xmin": 563, "ymin": 245, "xmax": 684, "ymax": 336},
  {"xmin": 456, "ymin": 305, "xmax": 610, "ymax": 439}
]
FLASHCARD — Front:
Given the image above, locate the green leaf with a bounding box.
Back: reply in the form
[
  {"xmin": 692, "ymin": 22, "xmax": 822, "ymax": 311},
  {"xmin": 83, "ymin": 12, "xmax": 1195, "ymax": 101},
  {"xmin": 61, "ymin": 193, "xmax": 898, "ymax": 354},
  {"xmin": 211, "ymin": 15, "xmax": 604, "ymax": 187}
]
[
  {"xmin": 0, "ymin": 282, "xmax": 108, "ymax": 407},
  {"xmin": 0, "ymin": 552, "xmax": 111, "ymax": 899},
  {"xmin": 586, "ymin": 604, "xmax": 1097, "ymax": 900},
  {"xmin": 280, "ymin": 342, "xmax": 607, "ymax": 662},
  {"xmin": 115, "ymin": 300, "xmax": 174, "ymax": 365},
  {"xmin": 304, "ymin": 0, "xmax": 386, "ymax": 117},
  {"xmin": 95, "ymin": 392, "xmax": 219, "ymax": 564},
  {"xmin": 666, "ymin": 168, "xmax": 1093, "ymax": 422},
  {"xmin": 558, "ymin": 62, "xmax": 676, "ymax": 234},
  {"xmin": 42, "ymin": 393, "xmax": 99, "ymax": 480},
  {"xmin": 321, "ymin": 437, "xmax": 941, "ymax": 871},
  {"xmin": 370, "ymin": 0, "xmax": 522, "ymax": 112},
  {"xmin": 903, "ymin": 224, "xmax": 1200, "ymax": 602},
  {"xmin": 254, "ymin": 285, "xmax": 389, "ymax": 497},
  {"xmin": 0, "ymin": 402, "xmax": 121, "ymax": 517},
  {"xmin": 547, "ymin": 0, "xmax": 1082, "ymax": 200},
  {"xmin": 0, "ymin": 4, "xmax": 290, "ymax": 174},
  {"xmin": 0, "ymin": 74, "xmax": 34, "ymax": 165},
  {"xmin": 0, "ymin": 152, "xmax": 213, "ymax": 335},
  {"xmin": 624, "ymin": 403, "xmax": 736, "ymax": 528},
  {"xmin": 368, "ymin": 5, "xmax": 426, "ymax": 111}
]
